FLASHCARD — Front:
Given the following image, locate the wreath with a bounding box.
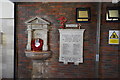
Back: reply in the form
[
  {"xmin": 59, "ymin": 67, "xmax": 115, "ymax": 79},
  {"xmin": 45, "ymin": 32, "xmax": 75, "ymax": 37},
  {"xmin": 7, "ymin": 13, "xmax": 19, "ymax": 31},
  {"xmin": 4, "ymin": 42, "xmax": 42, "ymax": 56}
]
[{"xmin": 31, "ymin": 38, "xmax": 43, "ymax": 51}]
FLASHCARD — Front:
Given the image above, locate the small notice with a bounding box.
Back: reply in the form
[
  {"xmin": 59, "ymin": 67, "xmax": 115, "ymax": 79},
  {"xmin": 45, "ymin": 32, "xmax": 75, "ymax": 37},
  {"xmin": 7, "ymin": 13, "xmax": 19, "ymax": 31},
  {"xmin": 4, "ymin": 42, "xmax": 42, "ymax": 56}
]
[
  {"xmin": 65, "ymin": 24, "xmax": 78, "ymax": 28},
  {"xmin": 109, "ymin": 30, "xmax": 119, "ymax": 44}
]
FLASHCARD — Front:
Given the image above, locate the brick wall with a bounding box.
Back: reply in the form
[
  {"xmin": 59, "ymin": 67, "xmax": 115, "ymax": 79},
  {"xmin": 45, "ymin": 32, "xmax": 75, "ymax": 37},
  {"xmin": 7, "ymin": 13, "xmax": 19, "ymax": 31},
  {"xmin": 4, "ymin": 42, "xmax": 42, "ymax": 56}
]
[
  {"xmin": 99, "ymin": 3, "xmax": 120, "ymax": 78},
  {"xmin": 15, "ymin": 2, "xmax": 119, "ymax": 78}
]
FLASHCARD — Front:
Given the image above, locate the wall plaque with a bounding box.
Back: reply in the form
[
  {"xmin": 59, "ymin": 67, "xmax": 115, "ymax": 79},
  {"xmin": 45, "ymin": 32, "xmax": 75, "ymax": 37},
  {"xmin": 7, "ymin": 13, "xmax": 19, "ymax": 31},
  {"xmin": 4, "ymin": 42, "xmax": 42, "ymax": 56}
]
[
  {"xmin": 59, "ymin": 29, "xmax": 85, "ymax": 65},
  {"xmin": 65, "ymin": 24, "xmax": 78, "ymax": 28},
  {"xmin": 76, "ymin": 8, "xmax": 90, "ymax": 22},
  {"xmin": 109, "ymin": 30, "xmax": 119, "ymax": 44}
]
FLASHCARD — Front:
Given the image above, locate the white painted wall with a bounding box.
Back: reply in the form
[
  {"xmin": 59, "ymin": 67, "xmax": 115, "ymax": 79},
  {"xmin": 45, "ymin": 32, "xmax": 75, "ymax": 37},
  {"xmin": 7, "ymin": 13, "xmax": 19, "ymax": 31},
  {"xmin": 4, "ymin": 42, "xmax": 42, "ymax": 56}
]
[
  {"xmin": 0, "ymin": 19, "xmax": 2, "ymax": 80},
  {"xmin": 0, "ymin": 0, "xmax": 14, "ymax": 79},
  {"xmin": 1, "ymin": 19, "xmax": 14, "ymax": 78},
  {"xmin": 112, "ymin": 0, "xmax": 119, "ymax": 3},
  {"xmin": 0, "ymin": 0, "xmax": 14, "ymax": 18}
]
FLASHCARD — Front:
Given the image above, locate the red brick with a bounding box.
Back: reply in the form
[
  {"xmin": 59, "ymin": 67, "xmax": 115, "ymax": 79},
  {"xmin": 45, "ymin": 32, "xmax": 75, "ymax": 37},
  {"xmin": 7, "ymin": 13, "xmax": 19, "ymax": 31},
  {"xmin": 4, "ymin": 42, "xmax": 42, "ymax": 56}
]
[{"xmin": 15, "ymin": 2, "xmax": 119, "ymax": 78}]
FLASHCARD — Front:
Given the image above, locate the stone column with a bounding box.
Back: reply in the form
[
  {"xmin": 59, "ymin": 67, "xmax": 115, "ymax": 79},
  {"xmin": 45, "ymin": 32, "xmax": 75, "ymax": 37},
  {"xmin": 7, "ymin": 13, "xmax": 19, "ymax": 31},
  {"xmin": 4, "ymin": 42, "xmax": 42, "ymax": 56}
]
[
  {"xmin": 32, "ymin": 60, "xmax": 48, "ymax": 78},
  {"xmin": 25, "ymin": 51, "xmax": 52, "ymax": 78},
  {"xmin": 26, "ymin": 25, "xmax": 32, "ymax": 50},
  {"xmin": 42, "ymin": 29, "xmax": 48, "ymax": 51}
]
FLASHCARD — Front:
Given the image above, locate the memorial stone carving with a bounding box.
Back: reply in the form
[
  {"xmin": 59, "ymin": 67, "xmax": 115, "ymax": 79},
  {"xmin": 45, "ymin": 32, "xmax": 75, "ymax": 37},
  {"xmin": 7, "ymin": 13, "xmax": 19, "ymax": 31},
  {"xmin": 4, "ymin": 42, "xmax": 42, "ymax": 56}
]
[
  {"xmin": 59, "ymin": 28, "xmax": 85, "ymax": 65},
  {"xmin": 25, "ymin": 16, "xmax": 52, "ymax": 78}
]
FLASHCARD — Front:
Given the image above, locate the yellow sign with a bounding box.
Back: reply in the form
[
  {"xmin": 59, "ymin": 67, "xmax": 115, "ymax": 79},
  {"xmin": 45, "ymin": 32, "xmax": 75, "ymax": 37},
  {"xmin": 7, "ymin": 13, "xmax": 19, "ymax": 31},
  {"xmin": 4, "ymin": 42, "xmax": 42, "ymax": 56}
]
[
  {"xmin": 109, "ymin": 39, "xmax": 119, "ymax": 44},
  {"xmin": 110, "ymin": 31, "xmax": 119, "ymax": 38},
  {"xmin": 109, "ymin": 30, "xmax": 119, "ymax": 44},
  {"xmin": 77, "ymin": 19, "xmax": 88, "ymax": 21},
  {"xmin": 109, "ymin": 10, "xmax": 119, "ymax": 18},
  {"xmin": 79, "ymin": 11, "xmax": 88, "ymax": 18}
]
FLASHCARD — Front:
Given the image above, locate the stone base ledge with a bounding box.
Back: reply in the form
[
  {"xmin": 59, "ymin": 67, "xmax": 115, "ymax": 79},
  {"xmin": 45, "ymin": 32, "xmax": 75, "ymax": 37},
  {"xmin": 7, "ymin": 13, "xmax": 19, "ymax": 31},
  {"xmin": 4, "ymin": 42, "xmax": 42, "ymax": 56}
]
[{"xmin": 25, "ymin": 50, "xmax": 52, "ymax": 60}]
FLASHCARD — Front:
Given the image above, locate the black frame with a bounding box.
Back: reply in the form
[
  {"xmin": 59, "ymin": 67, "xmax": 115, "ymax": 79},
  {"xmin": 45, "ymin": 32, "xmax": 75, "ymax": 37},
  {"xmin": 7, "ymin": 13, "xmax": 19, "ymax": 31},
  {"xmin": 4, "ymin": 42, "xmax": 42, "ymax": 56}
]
[
  {"xmin": 106, "ymin": 7, "xmax": 120, "ymax": 22},
  {"xmin": 76, "ymin": 7, "xmax": 91, "ymax": 23}
]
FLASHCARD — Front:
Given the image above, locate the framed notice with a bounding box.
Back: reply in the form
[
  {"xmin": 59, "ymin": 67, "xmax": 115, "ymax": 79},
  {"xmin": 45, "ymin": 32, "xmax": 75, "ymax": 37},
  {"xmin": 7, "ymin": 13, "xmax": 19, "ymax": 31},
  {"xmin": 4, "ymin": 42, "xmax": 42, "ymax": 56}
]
[
  {"xmin": 109, "ymin": 30, "xmax": 120, "ymax": 44},
  {"xmin": 76, "ymin": 8, "xmax": 91, "ymax": 23},
  {"xmin": 106, "ymin": 7, "xmax": 120, "ymax": 22}
]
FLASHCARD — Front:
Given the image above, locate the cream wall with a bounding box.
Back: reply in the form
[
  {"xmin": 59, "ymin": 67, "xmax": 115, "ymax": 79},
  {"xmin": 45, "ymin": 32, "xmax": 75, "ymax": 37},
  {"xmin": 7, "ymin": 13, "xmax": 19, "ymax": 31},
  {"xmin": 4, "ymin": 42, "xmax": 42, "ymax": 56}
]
[
  {"xmin": 0, "ymin": 0, "xmax": 14, "ymax": 18},
  {"xmin": 1, "ymin": 19, "xmax": 14, "ymax": 78},
  {"xmin": 0, "ymin": 19, "xmax": 2, "ymax": 79},
  {"xmin": 0, "ymin": 0, "xmax": 14, "ymax": 79}
]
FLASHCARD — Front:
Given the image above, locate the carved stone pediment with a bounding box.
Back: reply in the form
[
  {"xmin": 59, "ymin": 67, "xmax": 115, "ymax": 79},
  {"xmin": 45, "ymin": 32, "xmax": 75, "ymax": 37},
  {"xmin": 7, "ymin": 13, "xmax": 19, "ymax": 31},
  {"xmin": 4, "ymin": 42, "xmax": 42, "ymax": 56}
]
[
  {"xmin": 25, "ymin": 16, "xmax": 50, "ymax": 25},
  {"xmin": 25, "ymin": 17, "xmax": 50, "ymax": 51}
]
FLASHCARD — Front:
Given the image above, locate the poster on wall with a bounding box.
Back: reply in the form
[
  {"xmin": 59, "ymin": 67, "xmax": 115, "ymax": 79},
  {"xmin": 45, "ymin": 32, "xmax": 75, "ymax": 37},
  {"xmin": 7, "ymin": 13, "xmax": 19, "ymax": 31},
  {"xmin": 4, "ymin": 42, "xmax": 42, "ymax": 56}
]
[{"xmin": 109, "ymin": 30, "xmax": 120, "ymax": 44}]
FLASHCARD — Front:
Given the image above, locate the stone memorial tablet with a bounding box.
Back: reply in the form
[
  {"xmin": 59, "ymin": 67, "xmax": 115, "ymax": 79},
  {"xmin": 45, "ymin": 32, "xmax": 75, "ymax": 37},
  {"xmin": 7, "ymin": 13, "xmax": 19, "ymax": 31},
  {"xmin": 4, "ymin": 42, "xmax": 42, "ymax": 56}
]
[{"xmin": 59, "ymin": 29, "xmax": 85, "ymax": 65}]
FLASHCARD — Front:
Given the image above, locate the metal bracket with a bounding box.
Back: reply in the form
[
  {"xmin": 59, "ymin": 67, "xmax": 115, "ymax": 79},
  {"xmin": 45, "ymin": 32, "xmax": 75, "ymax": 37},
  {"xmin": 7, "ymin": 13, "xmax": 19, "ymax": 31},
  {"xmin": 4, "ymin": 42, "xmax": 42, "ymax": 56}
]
[
  {"xmin": 96, "ymin": 54, "xmax": 99, "ymax": 62},
  {"xmin": 0, "ymin": 31, "xmax": 3, "ymax": 44}
]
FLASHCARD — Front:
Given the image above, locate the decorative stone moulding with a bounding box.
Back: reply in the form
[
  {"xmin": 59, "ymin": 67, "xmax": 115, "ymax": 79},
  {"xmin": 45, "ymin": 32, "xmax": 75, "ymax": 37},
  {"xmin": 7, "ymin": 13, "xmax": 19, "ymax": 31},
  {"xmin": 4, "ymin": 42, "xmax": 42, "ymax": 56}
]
[
  {"xmin": 25, "ymin": 16, "xmax": 52, "ymax": 78},
  {"xmin": 25, "ymin": 51, "xmax": 52, "ymax": 60},
  {"xmin": 25, "ymin": 16, "xmax": 50, "ymax": 51}
]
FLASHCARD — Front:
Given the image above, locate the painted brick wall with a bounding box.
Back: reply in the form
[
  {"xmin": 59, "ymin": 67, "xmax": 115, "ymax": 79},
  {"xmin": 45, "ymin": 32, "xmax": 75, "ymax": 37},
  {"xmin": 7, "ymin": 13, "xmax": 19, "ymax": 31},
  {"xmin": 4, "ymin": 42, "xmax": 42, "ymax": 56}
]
[{"xmin": 15, "ymin": 2, "xmax": 119, "ymax": 78}]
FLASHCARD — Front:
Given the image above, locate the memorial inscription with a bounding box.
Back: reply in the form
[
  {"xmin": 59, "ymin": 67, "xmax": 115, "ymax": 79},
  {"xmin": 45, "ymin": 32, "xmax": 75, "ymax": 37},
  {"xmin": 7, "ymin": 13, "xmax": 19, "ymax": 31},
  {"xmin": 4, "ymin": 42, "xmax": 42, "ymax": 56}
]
[
  {"xmin": 59, "ymin": 29, "xmax": 85, "ymax": 65},
  {"xmin": 33, "ymin": 30, "xmax": 43, "ymax": 39},
  {"xmin": 62, "ymin": 35, "xmax": 81, "ymax": 42}
]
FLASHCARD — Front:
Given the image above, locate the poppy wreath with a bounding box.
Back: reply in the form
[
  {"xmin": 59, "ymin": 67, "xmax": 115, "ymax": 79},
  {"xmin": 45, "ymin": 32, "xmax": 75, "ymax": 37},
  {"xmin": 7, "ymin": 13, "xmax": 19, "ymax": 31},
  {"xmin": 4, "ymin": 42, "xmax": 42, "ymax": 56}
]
[
  {"xmin": 31, "ymin": 38, "xmax": 43, "ymax": 51},
  {"xmin": 57, "ymin": 16, "xmax": 67, "ymax": 29}
]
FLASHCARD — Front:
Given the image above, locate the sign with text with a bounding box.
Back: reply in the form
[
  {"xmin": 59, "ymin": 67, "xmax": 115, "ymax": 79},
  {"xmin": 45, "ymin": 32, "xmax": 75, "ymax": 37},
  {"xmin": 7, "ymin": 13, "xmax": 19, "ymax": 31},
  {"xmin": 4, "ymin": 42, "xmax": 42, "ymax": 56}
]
[
  {"xmin": 59, "ymin": 29, "xmax": 85, "ymax": 65},
  {"xmin": 109, "ymin": 30, "xmax": 119, "ymax": 44},
  {"xmin": 65, "ymin": 24, "xmax": 78, "ymax": 28}
]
